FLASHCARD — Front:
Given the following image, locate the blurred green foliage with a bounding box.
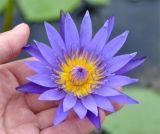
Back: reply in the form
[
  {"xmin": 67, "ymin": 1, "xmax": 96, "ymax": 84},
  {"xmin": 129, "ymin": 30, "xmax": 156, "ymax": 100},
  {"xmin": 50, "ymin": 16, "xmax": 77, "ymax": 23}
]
[
  {"xmin": 0, "ymin": 0, "xmax": 7, "ymax": 13},
  {"xmin": 102, "ymin": 87, "xmax": 160, "ymax": 134},
  {"xmin": 0, "ymin": 0, "xmax": 112, "ymax": 23},
  {"xmin": 87, "ymin": 0, "xmax": 111, "ymax": 6},
  {"xmin": 17, "ymin": 0, "xmax": 81, "ymax": 22}
]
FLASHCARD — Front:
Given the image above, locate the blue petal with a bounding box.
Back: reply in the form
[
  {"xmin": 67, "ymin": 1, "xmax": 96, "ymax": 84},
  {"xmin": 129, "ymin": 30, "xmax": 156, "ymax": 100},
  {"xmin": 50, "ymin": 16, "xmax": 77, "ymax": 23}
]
[
  {"xmin": 93, "ymin": 87, "xmax": 120, "ymax": 96},
  {"xmin": 24, "ymin": 44, "xmax": 49, "ymax": 65},
  {"xmin": 106, "ymin": 75, "xmax": 139, "ymax": 88},
  {"xmin": 59, "ymin": 10, "xmax": 66, "ymax": 39},
  {"xmin": 16, "ymin": 82, "xmax": 48, "ymax": 94},
  {"xmin": 108, "ymin": 16, "xmax": 115, "ymax": 38},
  {"xmin": 25, "ymin": 60, "xmax": 52, "ymax": 74},
  {"xmin": 65, "ymin": 13, "xmax": 80, "ymax": 52},
  {"xmin": 94, "ymin": 95, "xmax": 115, "ymax": 112},
  {"xmin": 34, "ymin": 41, "xmax": 57, "ymax": 66},
  {"xmin": 27, "ymin": 74, "xmax": 57, "ymax": 87},
  {"xmin": 38, "ymin": 89, "xmax": 65, "ymax": 100},
  {"xmin": 73, "ymin": 99, "xmax": 87, "ymax": 119},
  {"xmin": 80, "ymin": 10, "xmax": 92, "ymax": 48},
  {"xmin": 87, "ymin": 110, "xmax": 101, "ymax": 129},
  {"xmin": 86, "ymin": 19, "xmax": 109, "ymax": 53},
  {"xmin": 102, "ymin": 31, "xmax": 129, "ymax": 59},
  {"xmin": 63, "ymin": 93, "xmax": 77, "ymax": 112},
  {"xmin": 109, "ymin": 91, "xmax": 139, "ymax": 104},
  {"xmin": 44, "ymin": 22, "xmax": 66, "ymax": 57},
  {"xmin": 54, "ymin": 101, "xmax": 70, "ymax": 125},
  {"xmin": 106, "ymin": 52, "xmax": 137, "ymax": 73},
  {"xmin": 81, "ymin": 95, "xmax": 98, "ymax": 116},
  {"xmin": 116, "ymin": 56, "xmax": 146, "ymax": 74}
]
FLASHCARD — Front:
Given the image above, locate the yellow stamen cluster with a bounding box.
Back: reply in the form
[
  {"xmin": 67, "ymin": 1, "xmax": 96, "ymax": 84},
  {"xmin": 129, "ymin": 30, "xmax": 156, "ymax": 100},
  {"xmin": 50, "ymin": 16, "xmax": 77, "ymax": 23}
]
[{"xmin": 56, "ymin": 51, "xmax": 105, "ymax": 96}]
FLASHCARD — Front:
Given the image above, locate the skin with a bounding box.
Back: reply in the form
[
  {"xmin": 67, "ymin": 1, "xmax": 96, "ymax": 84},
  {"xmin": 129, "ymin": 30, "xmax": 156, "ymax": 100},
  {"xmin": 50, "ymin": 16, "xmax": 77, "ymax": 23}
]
[{"xmin": 0, "ymin": 23, "xmax": 122, "ymax": 134}]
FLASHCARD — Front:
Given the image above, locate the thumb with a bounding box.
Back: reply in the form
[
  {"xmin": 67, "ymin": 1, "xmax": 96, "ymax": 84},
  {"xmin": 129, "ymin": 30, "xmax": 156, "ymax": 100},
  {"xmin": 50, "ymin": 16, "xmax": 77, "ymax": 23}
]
[{"xmin": 0, "ymin": 23, "xmax": 30, "ymax": 64}]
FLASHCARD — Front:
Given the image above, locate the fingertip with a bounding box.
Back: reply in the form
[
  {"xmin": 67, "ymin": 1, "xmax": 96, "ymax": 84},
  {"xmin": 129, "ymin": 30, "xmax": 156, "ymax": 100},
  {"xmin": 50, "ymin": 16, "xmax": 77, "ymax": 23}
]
[
  {"xmin": 12, "ymin": 23, "xmax": 30, "ymax": 41},
  {"xmin": 0, "ymin": 23, "xmax": 30, "ymax": 63}
]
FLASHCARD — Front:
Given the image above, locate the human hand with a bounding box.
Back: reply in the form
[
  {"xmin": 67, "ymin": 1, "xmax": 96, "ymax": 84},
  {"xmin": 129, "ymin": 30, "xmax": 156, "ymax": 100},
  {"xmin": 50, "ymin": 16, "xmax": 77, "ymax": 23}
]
[{"xmin": 0, "ymin": 24, "xmax": 122, "ymax": 134}]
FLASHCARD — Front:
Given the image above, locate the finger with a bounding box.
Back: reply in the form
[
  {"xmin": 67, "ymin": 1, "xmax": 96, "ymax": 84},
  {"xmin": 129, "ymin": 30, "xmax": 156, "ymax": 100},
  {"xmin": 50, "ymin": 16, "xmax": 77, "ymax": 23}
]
[
  {"xmin": 111, "ymin": 100, "xmax": 123, "ymax": 111},
  {"xmin": 40, "ymin": 110, "xmax": 106, "ymax": 134},
  {"xmin": 3, "ymin": 58, "xmax": 35, "ymax": 84},
  {"xmin": 37, "ymin": 108, "xmax": 56, "ymax": 130},
  {"xmin": 25, "ymin": 94, "xmax": 59, "ymax": 113},
  {"xmin": 0, "ymin": 23, "xmax": 30, "ymax": 64},
  {"xmin": 105, "ymin": 100, "xmax": 123, "ymax": 116},
  {"xmin": 37, "ymin": 108, "xmax": 76, "ymax": 130},
  {"xmin": 4, "ymin": 94, "xmax": 39, "ymax": 134},
  {"xmin": 2, "ymin": 58, "xmax": 60, "ymax": 113}
]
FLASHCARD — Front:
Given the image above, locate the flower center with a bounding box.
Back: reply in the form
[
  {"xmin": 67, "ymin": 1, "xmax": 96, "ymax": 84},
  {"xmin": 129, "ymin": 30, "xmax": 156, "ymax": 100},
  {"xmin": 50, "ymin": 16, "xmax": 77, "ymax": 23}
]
[
  {"xmin": 55, "ymin": 51, "xmax": 105, "ymax": 96},
  {"xmin": 70, "ymin": 66, "xmax": 89, "ymax": 86}
]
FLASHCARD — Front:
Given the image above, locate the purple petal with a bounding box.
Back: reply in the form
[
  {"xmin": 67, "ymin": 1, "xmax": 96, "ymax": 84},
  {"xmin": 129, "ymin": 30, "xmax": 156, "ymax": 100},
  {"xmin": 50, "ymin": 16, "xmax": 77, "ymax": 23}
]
[
  {"xmin": 106, "ymin": 52, "xmax": 137, "ymax": 73},
  {"xmin": 16, "ymin": 82, "xmax": 48, "ymax": 94},
  {"xmin": 73, "ymin": 99, "xmax": 87, "ymax": 119},
  {"xmin": 94, "ymin": 95, "xmax": 115, "ymax": 112},
  {"xmin": 86, "ymin": 19, "xmax": 109, "ymax": 53},
  {"xmin": 81, "ymin": 95, "xmax": 98, "ymax": 116},
  {"xmin": 38, "ymin": 89, "xmax": 65, "ymax": 100},
  {"xmin": 94, "ymin": 87, "xmax": 120, "ymax": 96},
  {"xmin": 63, "ymin": 93, "xmax": 77, "ymax": 112},
  {"xmin": 24, "ymin": 44, "xmax": 49, "ymax": 65},
  {"xmin": 109, "ymin": 92, "xmax": 139, "ymax": 104},
  {"xmin": 116, "ymin": 56, "xmax": 146, "ymax": 74},
  {"xmin": 44, "ymin": 22, "xmax": 66, "ymax": 56},
  {"xmin": 25, "ymin": 61, "xmax": 52, "ymax": 74},
  {"xmin": 54, "ymin": 101, "xmax": 70, "ymax": 125},
  {"xmin": 87, "ymin": 110, "xmax": 101, "ymax": 129},
  {"xmin": 107, "ymin": 16, "xmax": 115, "ymax": 39},
  {"xmin": 65, "ymin": 13, "xmax": 80, "ymax": 52},
  {"xmin": 80, "ymin": 10, "xmax": 92, "ymax": 47},
  {"xmin": 34, "ymin": 41, "xmax": 56, "ymax": 66},
  {"xmin": 59, "ymin": 10, "xmax": 66, "ymax": 39},
  {"xmin": 107, "ymin": 75, "xmax": 139, "ymax": 88},
  {"xmin": 27, "ymin": 74, "xmax": 57, "ymax": 87},
  {"xmin": 102, "ymin": 31, "xmax": 129, "ymax": 59}
]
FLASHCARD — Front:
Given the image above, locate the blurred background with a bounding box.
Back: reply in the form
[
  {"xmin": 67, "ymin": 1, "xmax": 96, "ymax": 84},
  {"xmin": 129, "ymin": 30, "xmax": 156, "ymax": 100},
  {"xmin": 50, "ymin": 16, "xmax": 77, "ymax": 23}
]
[{"xmin": 0, "ymin": 0, "xmax": 160, "ymax": 133}]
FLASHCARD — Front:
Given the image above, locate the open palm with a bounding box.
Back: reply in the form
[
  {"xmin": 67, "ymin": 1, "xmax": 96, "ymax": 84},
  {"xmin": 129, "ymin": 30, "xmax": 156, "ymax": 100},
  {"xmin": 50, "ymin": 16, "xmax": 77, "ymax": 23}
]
[{"xmin": 0, "ymin": 24, "xmax": 121, "ymax": 134}]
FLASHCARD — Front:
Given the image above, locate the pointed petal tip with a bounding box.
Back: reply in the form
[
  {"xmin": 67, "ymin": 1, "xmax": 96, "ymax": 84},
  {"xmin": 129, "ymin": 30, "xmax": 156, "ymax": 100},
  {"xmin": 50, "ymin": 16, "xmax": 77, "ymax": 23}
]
[
  {"xmin": 38, "ymin": 96, "xmax": 43, "ymax": 100},
  {"xmin": 129, "ymin": 78, "xmax": 139, "ymax": 84},
  {"xmin": 44, "ymin": 21, "xmax": 51, "ymax": 28},
  {"xmin": 44, "ymin": 21, "xmax": 48, "ymax": 25},
  {"xmin": 38, "ymin": 94, "xmax": 47, "ymax": 100},
  {"xmin": 128, "ymin": 98, "xmax": 139, "ymax": 104},
  {"xmin": 104, "ymin": 20, "xmax": 109, "ymax": 27},
  {"xmin": 109, "ymin": 15, "xmax": 115, "ymax": 21},
  {"xmin": 15, "ymin": 86, "xmax": 20, "ymax": 90},
  {"xmin": 66, "ymin": 13, "xmax": 71, "ymax": 19},
  {"xmin": 122, "ymin": 30, "xmax": 129, "ymax": 37},
  {"xmin": 133, "ymin": 78, "xmax": 139, "ymax": 83},
  {"xmin": 60, "ymin": 9, "xmax": 65, "ymax": 14},
  {"xmin": 110, "ymin": 107, "xmax": 116, "ymax": 113},
  {"xmin": 23, "ymin": 44, "xmax": 32, "ymax": 50},
  {"xmin": 141, "ymin": 56, "xmax": 147, "ymax": 61},
  {"xmin": 53, "ymin": 119, "xmax": 59, "ymax": 126},
  {"xmin": 134, "ymin": 100, "xmax": 139, "ymax": 104},
  {"xmin": 85, "ymin": 10, "xmax": 90, "ymax": 16},
  {"xmin": 130, "ymin": 52, "xmax": 137, "ymax": 57}
]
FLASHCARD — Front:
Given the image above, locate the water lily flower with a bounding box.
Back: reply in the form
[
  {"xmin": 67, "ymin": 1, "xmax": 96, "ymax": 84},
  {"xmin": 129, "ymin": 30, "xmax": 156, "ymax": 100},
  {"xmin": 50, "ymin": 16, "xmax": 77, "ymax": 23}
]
[{"xmin": 17, "ymin": 11, "xmax": 145, "ymax": 129}]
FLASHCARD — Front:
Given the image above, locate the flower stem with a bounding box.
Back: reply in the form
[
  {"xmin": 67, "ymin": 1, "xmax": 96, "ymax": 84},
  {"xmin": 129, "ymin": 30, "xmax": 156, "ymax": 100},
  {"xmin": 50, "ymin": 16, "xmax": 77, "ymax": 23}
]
[{"xmin": 2, "ymin": 0, "xmax": 16, "ymax": 32}]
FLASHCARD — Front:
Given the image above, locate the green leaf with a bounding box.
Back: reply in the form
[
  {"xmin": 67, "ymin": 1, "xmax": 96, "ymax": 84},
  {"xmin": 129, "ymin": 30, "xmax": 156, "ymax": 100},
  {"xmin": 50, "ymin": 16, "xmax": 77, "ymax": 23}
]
[
  {"xmin": 17, "ymin": 0, "xmax": 81, "ymax": 22},
  {"xmin": 86, "ymin": 0, "xmax": 111, "ymax": 6},
  {"xmin": 102, "ymin": 87, "xmax": 160, "ymax": 134},
  {"xmin": 0, "ymin": 0, "xmax": 8, "ymax": 14}
]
